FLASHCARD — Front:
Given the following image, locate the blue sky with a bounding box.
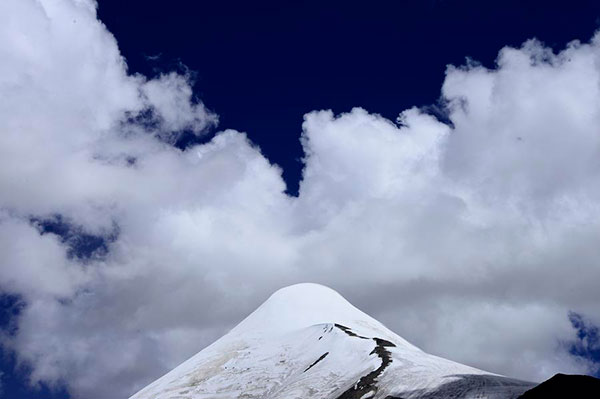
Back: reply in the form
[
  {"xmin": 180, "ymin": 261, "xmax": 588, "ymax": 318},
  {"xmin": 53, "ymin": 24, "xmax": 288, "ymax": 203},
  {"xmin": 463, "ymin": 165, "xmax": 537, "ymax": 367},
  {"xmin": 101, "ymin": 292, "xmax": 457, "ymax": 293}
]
[
  {"xmin": 2, "ymin": 0, "xmax": 600, "ymax": 398},
  {"xmin": 97, "ymin": 0, "xmax": 600, "ymax": 196}
]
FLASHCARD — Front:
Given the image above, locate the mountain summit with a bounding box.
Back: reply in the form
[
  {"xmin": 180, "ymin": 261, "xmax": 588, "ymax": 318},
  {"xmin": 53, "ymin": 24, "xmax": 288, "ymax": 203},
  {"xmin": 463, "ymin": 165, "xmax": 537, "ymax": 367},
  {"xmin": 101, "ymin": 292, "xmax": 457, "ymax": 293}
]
[
  {"xmin": 229, "ymin": 283, "xmax": 417, "ymax": 348},
  {"xmin": 130, "ymin": 283, "xmax": 534, "ymax": 399}
]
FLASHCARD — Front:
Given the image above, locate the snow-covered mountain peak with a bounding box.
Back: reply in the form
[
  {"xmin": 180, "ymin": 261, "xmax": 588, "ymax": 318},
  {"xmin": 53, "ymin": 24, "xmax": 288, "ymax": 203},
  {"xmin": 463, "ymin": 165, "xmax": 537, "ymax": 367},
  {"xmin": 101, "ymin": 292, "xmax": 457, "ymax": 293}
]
[
  {"xmin": 246, "ymin": 283, "xmax": 353, "ymax": 323},
  {"xmin": 263, "ymin": 283, "xmax": 349, "ymax": 311},
  {"xmin": 229, "ymin": 283, "xmax": 398, "ymax": 339},
  {"xmin": 130, "ymin": 284, "xmax": 535, "ymax": 399}
]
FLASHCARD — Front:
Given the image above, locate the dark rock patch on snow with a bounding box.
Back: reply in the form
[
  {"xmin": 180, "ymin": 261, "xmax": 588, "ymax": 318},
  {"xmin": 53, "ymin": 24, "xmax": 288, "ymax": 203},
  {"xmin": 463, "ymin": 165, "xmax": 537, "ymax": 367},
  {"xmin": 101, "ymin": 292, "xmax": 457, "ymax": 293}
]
[
  {"xmin": 334, "ymin": 325, "xmax": 396, "ymax": 399},
  {"xmin": 374, "ymin": 338, "xmax": 396, "ymax": 348},
  {"xmin": 304, "ymin": 352, "xmax": 329, "ymax": 372},
  {"xmin": 335, "ymin": 323, "xmax": 370, "ymax": 340}
]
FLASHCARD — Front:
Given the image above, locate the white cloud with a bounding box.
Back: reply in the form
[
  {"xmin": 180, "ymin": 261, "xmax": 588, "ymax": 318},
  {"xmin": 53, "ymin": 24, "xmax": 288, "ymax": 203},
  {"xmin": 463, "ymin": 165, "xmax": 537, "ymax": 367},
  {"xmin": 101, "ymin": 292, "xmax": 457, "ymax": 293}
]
[
  {"xmin": 141, "ymin": 72, "xmax": 217, "ymax": 141},
  {"xmin": 1, "ymin": 0, "xmax": 600, "ymax": 398}
]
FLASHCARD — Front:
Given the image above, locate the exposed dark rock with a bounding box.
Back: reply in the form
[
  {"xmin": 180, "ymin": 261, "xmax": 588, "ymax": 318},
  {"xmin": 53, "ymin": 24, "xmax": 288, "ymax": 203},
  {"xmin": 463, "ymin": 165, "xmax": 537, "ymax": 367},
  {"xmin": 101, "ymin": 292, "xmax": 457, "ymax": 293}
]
[
  {"xmin": 335, "ymin": 323, "xmax": 370, "ymax": 340},
  {"xmin": 334, "ymin": 324, "xmax": 396, "ymax": 399},
  {"xmin": 304, "ymin": 352, "xmax": 329, "ymax": 372}
]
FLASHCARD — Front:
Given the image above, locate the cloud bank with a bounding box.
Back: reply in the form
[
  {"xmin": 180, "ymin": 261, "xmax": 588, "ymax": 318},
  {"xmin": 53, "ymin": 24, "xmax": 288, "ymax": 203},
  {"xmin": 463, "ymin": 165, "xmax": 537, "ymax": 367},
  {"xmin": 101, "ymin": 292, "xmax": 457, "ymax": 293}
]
[{"xmin": 1, "ymin": 0, "xmax": 600, "ymax": 397}]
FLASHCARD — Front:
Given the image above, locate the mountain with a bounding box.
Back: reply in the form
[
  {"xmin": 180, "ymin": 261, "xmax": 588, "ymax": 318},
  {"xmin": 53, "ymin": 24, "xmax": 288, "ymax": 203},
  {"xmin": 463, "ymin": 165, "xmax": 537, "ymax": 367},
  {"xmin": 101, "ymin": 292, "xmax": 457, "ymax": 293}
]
[
  {"xmin": 130, "ymin": 283, "xmax": 535, "ymax": 399},
  {"xmin": 518, "ymin": 373, "xmax": 600, "ymax": 398}
]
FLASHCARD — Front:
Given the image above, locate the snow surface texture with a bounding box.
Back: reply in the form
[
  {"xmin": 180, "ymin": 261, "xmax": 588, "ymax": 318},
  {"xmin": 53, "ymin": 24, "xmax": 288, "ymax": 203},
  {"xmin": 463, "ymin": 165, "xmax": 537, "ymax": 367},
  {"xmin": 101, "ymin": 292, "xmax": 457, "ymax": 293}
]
[{"xmin": 130, "ymin": 284, "xmax": 534, "ymax": 399}]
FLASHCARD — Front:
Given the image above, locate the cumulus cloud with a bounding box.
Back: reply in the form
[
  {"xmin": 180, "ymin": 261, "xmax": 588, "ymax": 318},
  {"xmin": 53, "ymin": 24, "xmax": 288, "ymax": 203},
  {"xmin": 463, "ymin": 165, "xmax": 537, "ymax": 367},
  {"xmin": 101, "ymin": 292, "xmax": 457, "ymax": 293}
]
[{"xmin": 2, "ymin": 0, "xmax": 600, "ymax": 398}]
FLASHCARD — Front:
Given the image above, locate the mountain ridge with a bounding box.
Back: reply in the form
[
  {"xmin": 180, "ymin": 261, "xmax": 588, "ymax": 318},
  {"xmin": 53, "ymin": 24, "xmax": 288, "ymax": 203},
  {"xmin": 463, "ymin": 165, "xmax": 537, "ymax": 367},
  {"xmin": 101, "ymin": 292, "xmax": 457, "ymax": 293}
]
[{"xmin": 517, "ymin": 373, "xmax": 600, "ymax": 398}]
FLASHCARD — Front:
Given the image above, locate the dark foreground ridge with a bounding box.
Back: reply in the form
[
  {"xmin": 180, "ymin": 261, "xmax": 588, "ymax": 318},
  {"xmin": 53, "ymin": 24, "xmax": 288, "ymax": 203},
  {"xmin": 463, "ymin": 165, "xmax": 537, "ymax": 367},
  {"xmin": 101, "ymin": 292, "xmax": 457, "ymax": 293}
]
[
  {"xmin": 334, "ymin": 324, "xmax": 396, "ymax": 399},
  {"xmin": 518, "ymin": 373, "xmax": 600, "ymax": 398}
]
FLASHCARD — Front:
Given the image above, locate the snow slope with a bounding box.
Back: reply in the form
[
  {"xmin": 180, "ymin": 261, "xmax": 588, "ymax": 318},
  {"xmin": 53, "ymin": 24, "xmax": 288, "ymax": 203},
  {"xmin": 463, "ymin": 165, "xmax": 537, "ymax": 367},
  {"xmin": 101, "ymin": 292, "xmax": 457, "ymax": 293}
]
[{"xmin": 130, "ymin": 283, "xmax": 534, "ymax": 399}]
